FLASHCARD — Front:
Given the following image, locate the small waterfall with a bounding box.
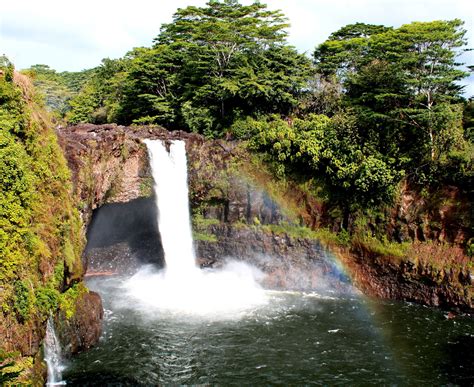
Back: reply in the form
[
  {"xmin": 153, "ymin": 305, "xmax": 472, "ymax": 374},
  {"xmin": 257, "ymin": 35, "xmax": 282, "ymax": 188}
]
[
  {"xmin": 44, "ymin": 317, "xmax": 65, "ymax": 385},
  {"xmin": 144, "ymin": 140, "xmax": 196, "ymax": 275}
]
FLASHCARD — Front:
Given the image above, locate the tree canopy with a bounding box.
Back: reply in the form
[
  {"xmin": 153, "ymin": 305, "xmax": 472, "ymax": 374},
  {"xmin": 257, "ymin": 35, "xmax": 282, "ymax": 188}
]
[
  {"xmin": 28, "ymin": 6, "xmax": 471, "ymax": 218},
  {"xmin": 113, "ymin": 0, "xmax": 311, "ymax": 134},
  {"xmin": 314, "ymin": 20, "xmax": 469, "ymax": 178}
]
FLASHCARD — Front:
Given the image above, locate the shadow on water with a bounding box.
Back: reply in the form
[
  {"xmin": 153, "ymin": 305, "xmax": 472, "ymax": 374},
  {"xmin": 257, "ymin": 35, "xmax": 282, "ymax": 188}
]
[{"xmin": 85, "ymin": 198, "xmax": 164, "ymax": 272}]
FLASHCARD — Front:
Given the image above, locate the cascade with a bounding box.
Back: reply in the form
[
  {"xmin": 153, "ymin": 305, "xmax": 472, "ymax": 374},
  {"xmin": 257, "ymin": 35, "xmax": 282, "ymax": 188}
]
[
  {"xmin": 144, "ymin": 140, "xmax": 196, "ymax": 275},
  {"xmin": 44, "ymin": 317, "xmax": 65, "ymax": 385},
  {"xmin": 123, "ymin": 139, "xmax": 266, "ymax": 317}
]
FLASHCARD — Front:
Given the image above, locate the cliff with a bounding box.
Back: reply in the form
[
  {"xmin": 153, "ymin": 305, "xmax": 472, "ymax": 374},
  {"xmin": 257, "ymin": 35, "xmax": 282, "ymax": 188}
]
[
  {"xmin": 57, "ymin": 124, "xmax": 473, "ymax": 312},
  {"xmin": 0, "ymin": 71, "xmax": 102, "ymax": 384}
]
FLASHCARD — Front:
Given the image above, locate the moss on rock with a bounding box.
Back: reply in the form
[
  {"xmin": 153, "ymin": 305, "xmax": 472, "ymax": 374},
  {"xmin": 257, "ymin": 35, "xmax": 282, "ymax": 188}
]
[{"xmin": 0, "ymin": 63, "xmax": 91, "ymax": 383}]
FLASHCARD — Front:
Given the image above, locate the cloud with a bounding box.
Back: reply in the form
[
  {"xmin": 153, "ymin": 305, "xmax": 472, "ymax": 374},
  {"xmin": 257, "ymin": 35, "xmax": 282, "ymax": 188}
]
[
  {"xmin": 1, "ymin": 0, "xmax": 472, "ymax": 90},
  {"xmin": 1, "ymin": 0, "xmax": 208, "ymax": 71},
  {"xmin": 264, "ymin": 0, "xmax": 474, "ymax": 52},
  {"xmin": 1, "ymin": 19, "xmax": 96, "ymax": 51}
]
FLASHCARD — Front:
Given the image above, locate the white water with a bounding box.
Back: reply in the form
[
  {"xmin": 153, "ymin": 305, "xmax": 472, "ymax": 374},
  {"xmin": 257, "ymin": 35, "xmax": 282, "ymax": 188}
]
[
  {"xmin": 123, "ymin": 140, "xmax": 267, "ymax": 318},
  {"xmin": 145, "ymin": 140, "xmax": 196, "ymax": 276},
  {"xmin": 44, "ymin": 317, "xmax": 65, "ymax": 385}
]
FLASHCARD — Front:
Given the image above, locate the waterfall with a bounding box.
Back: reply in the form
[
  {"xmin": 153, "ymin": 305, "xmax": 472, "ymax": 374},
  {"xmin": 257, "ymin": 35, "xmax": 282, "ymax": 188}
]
[
  {"xmin": 44, "ymin": 317, "xmax": 65, "ymax": 386},
  {"xmin": 124, "ymin": 139, "xmax": 266, "ymax": 318},
  {"xmin": 144, "ymin": 140, "xmax": 196, "ymax": 275}
]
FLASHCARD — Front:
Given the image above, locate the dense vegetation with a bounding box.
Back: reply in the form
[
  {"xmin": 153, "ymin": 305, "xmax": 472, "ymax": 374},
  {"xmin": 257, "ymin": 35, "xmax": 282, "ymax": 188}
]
[
  {"xmin": 1, "ymin": 1, "xmax": 470, "ymax": 382},
  {"xmin": 0, "ymin": 57, "xmax": 85, "ymax": 381},
  {"xmin": 27, "ymin": 0, "xmax": 473, "ymax": 246},
  {"xmin": 22, "ymin": 64, "xmax": 94, "ymax": 119}
]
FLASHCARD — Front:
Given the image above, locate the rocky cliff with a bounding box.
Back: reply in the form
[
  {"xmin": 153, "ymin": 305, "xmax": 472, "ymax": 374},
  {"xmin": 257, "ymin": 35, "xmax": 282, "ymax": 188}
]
[
  {"xmin": 57, "ymin": 124, "xmax": 473, "ymax": 312},
  {"xmin": 0, "ymin": 73, "xmax": 102, "ymax": 384}
]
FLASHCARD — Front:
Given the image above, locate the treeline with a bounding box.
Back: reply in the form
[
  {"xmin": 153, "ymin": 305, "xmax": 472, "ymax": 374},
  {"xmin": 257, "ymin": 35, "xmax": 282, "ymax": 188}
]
[{"xmin": 25, "ymin": 0, "xmax": 473, "ymax": 215}]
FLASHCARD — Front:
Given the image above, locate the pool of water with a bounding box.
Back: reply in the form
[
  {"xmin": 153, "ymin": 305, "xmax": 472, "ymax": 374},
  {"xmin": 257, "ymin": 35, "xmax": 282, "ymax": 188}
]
[{"xmin": 63, "ymin": 273, "xmax": 474, "ymax": 386}]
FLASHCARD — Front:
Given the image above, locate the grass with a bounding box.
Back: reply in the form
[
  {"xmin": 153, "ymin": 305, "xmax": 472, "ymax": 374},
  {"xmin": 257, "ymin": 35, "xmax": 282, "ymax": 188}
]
[
  {"xmin": 261, "ymin": 223, "xmax": 320, "ymax": 240},
  {"xmin": 192, "ymin": 232, "xmax": 218, "ymax": 243},
  {"xmin": 353, "ymin": 234, "xmax": 410, "ymax": 260},
  {"xmin": 191, "ymin": 214, "xmax": 220, "ymax": 243}
]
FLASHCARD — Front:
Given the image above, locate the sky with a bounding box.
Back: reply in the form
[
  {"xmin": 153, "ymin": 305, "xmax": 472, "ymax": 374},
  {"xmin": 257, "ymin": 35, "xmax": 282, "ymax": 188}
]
[{"xmin": 1, "ymin": 0, "xmax": 473, "ymax": 94}]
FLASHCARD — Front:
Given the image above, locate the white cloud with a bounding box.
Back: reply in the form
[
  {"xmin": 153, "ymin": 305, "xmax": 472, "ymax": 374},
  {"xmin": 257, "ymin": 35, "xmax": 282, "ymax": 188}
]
[
  {"xmin": 263, "ymin": 0, "xmax": 474, "ymax": 52},
  {"xmin": 1, "ymin": 0, "xmax": 208, "ymax": 70},
  {"xmin": 1, "ymin": 0, "xmax": 472, "ymax": 95}
]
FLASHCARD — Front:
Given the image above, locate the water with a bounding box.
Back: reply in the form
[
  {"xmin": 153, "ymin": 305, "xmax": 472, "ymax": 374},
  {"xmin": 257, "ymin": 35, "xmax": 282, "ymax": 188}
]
[
  {"xmin": 64, "ymin": 276, "xmax": 474, "ymax": 385},
  {"xmin": 44, "ymin": 317, "xmax": 66, "ymax": 386},
  {"xmin": 144, "ymin": 140, "xmax": 195, "ymax": 274},
  {"xmin": 63, "ymin": 139, "xmax": 474, "ymax": 384},
  {"xmin": 133, "ymin": 140, "xmax": 266, "ymax": 317}
]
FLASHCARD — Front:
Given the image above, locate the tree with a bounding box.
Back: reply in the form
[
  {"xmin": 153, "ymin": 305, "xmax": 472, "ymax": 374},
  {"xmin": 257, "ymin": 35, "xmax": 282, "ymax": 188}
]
[
  {"xmin": 23, "ymin": 65, "xmax": 95, "ymax": 117},
  {"xmin": 394, "ymin": 20, "xmax": 468, "ymax": 161},
  {"xmin": 314, "ymin": 23, "xmax": 393, "ymax": 78},
  {"xmin": 314, "ymin": 20, "xmax": 469, "ymax": 169},
  {"xmin": 66, "ymin": 58, "xmax": 129, "ymax": 124},
  {"xmin": 249, "ymin": 113, "xmax": 401, "ymax": 213},
  {"xmin": 295, "ymin": 74, "xmax": 342, "ymax": 117},
  {"xmin": 118, "ymin": 0, "xmax": 311, "ymax": 134},
  {"xmin": 115, "ymin": 46, "xmax": 178, "ymax": 126}
]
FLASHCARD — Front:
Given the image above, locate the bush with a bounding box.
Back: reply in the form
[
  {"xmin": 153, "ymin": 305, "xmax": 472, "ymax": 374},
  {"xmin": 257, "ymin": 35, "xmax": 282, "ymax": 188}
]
[
  {"xmin": 35, "ymin": 287, "xmax": 60, "ymax": 316},
  {"xmin": 13, "ymin": 281, "xmax": 31, "ymax": 322}
]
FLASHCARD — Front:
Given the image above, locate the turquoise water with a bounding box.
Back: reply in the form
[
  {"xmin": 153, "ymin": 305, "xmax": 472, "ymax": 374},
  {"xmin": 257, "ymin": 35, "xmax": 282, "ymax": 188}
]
[{"xmin": 64, "ymin": 274, "xmax": 474, "ymax": 386}]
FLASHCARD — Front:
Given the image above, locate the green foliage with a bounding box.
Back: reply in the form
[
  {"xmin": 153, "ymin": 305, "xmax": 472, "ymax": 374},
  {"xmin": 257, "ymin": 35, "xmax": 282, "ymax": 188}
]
[
  {"xmin": 66, "ymin": 83, "xmax": 101, "ymax": 124},
  {"xmin": 467, "ymin": 239, "xmax": 474, "ymax": 257},
  {"xmin": 13, "ymin": 281, "xmax": 31, "ymax": 322},
  {"xmin": 314, "ymin": 20, "xmax": 470, "ymax": 182},
  {"xmin": 295, "ymin": 75, "xmax": 342, "ymax": 117},
  {"xmin": 35, "ymin": 287, "xmax": 60, "ymax": 316},
  {"xmin": 23, "ymin": 64, "xmax": 95, "ymax": 118},
  {"xmin": 249, "ymin": 113, "xmax": 402, "ymax": 208},
  {"xmin": 0, "ymin": 59, "xmax": 85, "ymax": 374},
  {"xmin": 192, "ymin": 213, "xmax": 221, "ymax": 243},
  {"xmin": 68, "ymin": 0, "xmax": 311, "ymax": 136},
  {"xmin": 463, "ymin": 99, "xmax": 474, "ymax": 142},
  {"xmin": 66, "ymin": 58, "xmax": 129, "ymax": 124},
  {"xmin": 0, "ymin": 350, "xmax": 22, "ymax": 384},
  {"xmin": 193, "ymin": 232, "xmax": 219, "ymax": 243},
  {"xmin": 59, "ymin": 283, "xmax": 87, "ymax": 319},
  {"xmin": 192, "ymin": 213, "xmax": 221, "ymax": 229},
  {"xmin": 181, "ymin": 101, "xmax": 215, "ymax": 137},
  {"xmin": 353, "ymin": 234, "xmax": 410, "ymax": 259},
  {"xmin": 261, "ymin": 223, "xmax": 321, "ymax": 240},
  {"xmin": 229, "ymin": 115, "xmax": 262, "ymax": 139}
]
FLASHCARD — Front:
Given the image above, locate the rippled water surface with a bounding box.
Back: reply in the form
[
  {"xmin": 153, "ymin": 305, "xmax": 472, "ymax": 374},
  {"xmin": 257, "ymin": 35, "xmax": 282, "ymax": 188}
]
[{"xmin": 64, "ymin": 274, "xmax": 474, "ymax": 386}]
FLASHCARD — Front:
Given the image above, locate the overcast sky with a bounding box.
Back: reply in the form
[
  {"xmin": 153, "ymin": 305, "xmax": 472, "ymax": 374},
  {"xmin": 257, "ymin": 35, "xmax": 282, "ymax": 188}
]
[{"xmin": 1, "ymin": 0, "xmax": 473, "ymax": 94}]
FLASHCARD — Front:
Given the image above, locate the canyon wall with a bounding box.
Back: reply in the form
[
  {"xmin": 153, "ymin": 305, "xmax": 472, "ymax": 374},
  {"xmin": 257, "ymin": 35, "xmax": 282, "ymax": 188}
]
[{"xmin": 58, "ymin": 124, "xmax": 473, "ymax": 312}]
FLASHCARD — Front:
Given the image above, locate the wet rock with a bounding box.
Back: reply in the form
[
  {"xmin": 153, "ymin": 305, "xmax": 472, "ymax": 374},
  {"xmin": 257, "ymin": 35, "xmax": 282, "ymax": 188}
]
[
  {"xmin": 196, "ymin": 224, "xmax": 352, "ymax": 293},
  {"xmin": 57, "ymin": 291, "xmax": 103, "ymax": 355},
  {"xmin": 340, "ymin": 247, "xmax": 474, "ymax": 312}
]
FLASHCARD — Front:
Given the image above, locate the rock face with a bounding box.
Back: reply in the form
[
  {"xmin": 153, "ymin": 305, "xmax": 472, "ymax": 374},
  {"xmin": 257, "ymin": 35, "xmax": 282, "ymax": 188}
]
[
  {"xmin": 342, "ymin": 248, "xmax": 474, "ymax": 311},
  {"xmin": 196, "ymin": 225, "xmax": 352, "ymax": 293},
  {"xmin": 58, "ymin": 124, "xmax": 473, "ymax": 312},
  {"xmin": 57, "ymin": 124, "xmax": 288, "ymax": 227},
  {"xmin": 85, "ymin": 198, "xmax": 164, "ymax": 275},
  {"xmin": 0, "ymin": 75, "xmax": 105, "ymax": 384},
  {"xmin": 58, "ymin": 124, "xmax": 152, "ymax": 225},
  {"xmin": 388, "ymin": 182, "xmax": 471, "ymax": 245},
  {"xmin": 57, "ymin": 292, "xmax": 104, "ymax": 354}
]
